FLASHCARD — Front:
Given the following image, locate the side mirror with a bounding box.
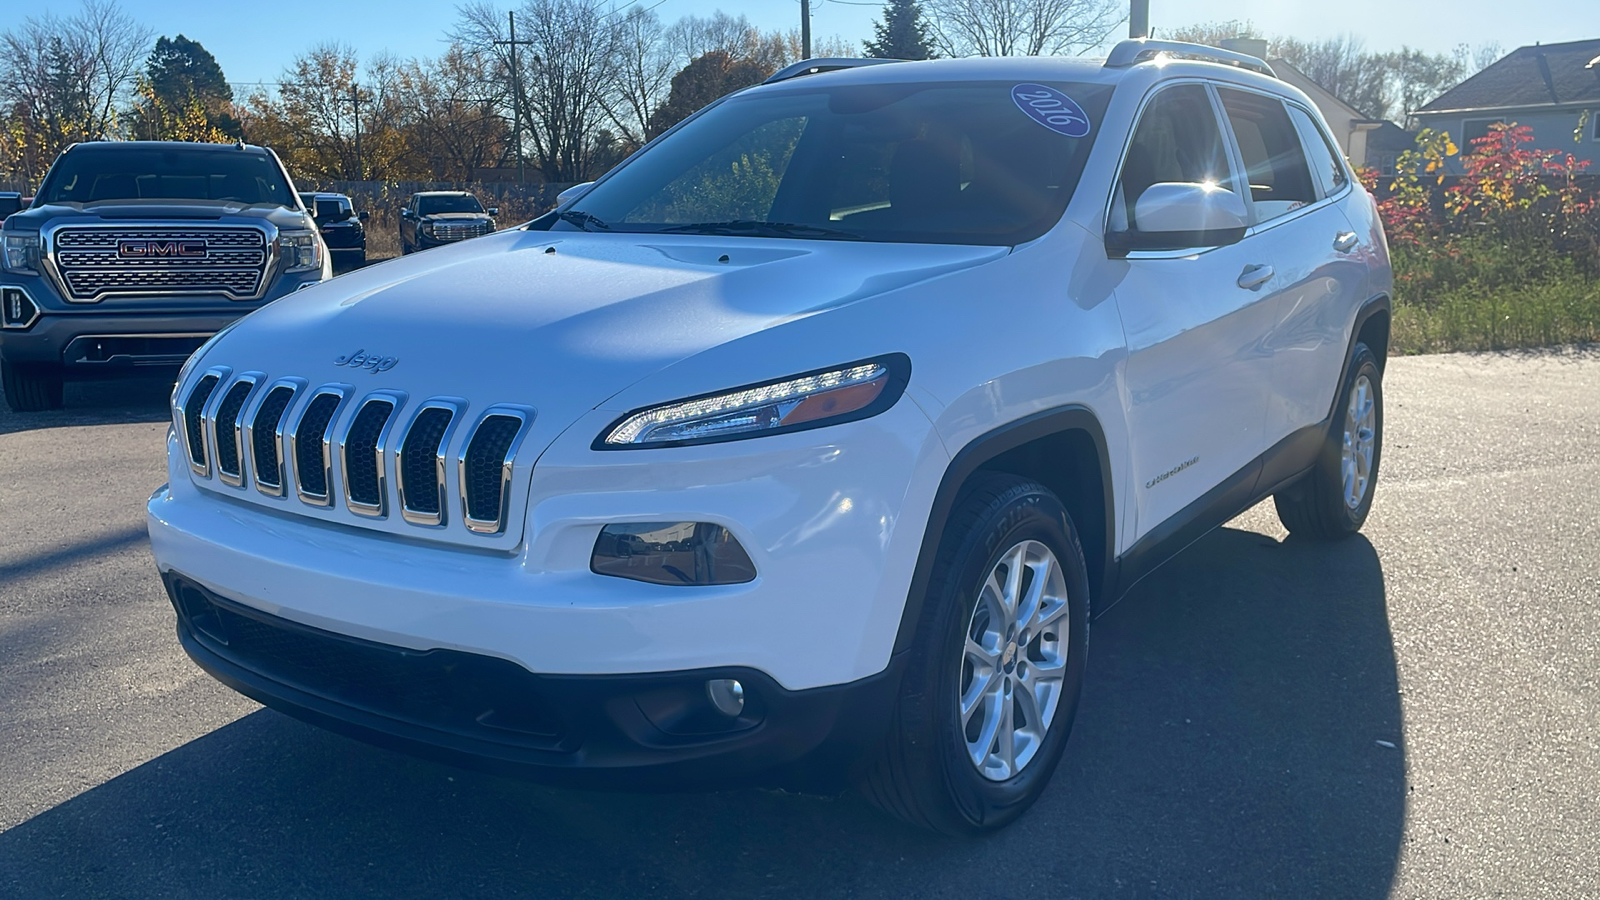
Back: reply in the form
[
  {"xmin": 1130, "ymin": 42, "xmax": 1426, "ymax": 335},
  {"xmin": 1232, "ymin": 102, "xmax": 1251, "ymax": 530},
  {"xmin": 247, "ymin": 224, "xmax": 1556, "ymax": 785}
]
[
  {"xmin": 487, "ymin": 207, "xmax": 500, "ymax": 217},
  {"xmin": 358, "ymin": 210, "xmax": 370, "ymax": 221},
  {"xmin": 1106, "ymin": 182, "xmax": 1249, "ymax": 255},
  {"xmin": 401, "ymin": 209, "xmax": 413, "ymax": 219},
  {"xmin": 556, "ymin": 182, "xmax": 595, "ymax": 206}
]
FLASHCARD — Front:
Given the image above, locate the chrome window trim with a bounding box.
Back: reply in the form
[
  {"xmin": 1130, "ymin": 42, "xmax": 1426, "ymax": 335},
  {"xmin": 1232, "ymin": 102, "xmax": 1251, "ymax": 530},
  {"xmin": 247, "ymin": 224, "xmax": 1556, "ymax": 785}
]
[
  {"xmin": 245, "ymin": 377, "xmax": 307, "ymax": 499},
  {"xmin": 39, "ymin": 220, "xmax": 281, "ymax": 304},
  {"xmin": 175, "ymin": 366, "xmax": 230, "ymax": 479},
  {"xmin": 340, "ymin": 390, "xmax": 407, "ymax": 519},
  {"xmin": 210, "ymin": 373, "xmax": 261, "ymax": 488},
  {"xmin": 0, "ymin": 285, "xmax": 42, "ymax": 330},
  {"xmin": 395, "ymin": 398, "xmax": 466, "ymax": 528},
  {"xmin": 290, "ymin": 385, "xmax": 352, "ymax": 508},
  {"xmin": 458, "ymin": 405, "xmax": 536, "ymax": 536}
]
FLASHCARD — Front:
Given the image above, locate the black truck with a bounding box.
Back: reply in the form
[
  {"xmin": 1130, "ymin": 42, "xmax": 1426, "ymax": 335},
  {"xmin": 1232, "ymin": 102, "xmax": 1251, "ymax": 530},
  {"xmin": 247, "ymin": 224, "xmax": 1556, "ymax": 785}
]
[
  {"xmin": 299, "ymin": 191, "xmax": 368, "ymax": 270},
  {"xmin": 0, "ymin": 141, "xmax": 328, "ymax": 411}
]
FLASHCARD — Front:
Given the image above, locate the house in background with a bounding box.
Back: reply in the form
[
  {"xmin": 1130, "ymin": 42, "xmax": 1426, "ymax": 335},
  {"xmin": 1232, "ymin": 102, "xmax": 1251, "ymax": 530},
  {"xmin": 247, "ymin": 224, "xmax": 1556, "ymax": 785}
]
[
  {"xmin": 1219, "ymin": 38, "xmax": 1413, "ymax": 173},
  {"xmin": 1412, "ymin": 38, "xmax": 1600, "ymax": 166}
]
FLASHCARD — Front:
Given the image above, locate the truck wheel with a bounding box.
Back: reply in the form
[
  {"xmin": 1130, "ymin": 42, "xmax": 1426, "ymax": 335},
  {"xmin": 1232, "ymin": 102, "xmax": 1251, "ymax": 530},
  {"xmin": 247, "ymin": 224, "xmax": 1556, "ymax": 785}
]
[
  {"xmin": 858, "ymin": 475, "xmax": 1090, "ymax": 834},
  {"xmin": 1274, "ymin": 342, "xmax": 1383, "ymax": 539},
  {"xmin": 1, "ymin": 358, "xmax": 65, "ymax": 412}
]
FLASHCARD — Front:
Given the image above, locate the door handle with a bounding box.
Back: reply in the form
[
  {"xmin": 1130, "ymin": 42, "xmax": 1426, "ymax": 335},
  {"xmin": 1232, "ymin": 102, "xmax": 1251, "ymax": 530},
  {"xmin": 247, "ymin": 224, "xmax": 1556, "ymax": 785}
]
[
  {"xmin": 1334, "ymin": 231, "xmax": 1360, "ymax": 253},
  {"xmin": 1237, "ymin": 264, "xmax": 1274, "ymax": 290}
]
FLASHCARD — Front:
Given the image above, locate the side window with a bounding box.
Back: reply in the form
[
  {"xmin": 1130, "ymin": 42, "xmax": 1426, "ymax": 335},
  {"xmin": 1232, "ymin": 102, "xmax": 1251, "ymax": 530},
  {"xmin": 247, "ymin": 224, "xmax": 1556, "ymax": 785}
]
[
  {"xmin": 1217, "ymin": 88, "xmax": 1317, "ymax": 223},
  {"xmin": 1112, "ymin": 83, "xmax": 1238, "ymax": 232},
  {"xmin": 1288, "ymin": 105, "xmax": 1348, "ymax": 197}
]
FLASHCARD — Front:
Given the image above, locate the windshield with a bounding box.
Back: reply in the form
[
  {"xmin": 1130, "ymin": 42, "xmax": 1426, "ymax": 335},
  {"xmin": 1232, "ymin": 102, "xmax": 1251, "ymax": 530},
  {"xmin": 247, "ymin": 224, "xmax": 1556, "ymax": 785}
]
[
  {"xmin": 557, "ymin": 80, "xmax": 1112, "ymax": 245},
  {"xmin": 419, "ymin": 195, "xmax": 484, "ymax": 214},
  {"xmin": 38, "ymin": 147, "xmax": 296, "ymax": 207}
]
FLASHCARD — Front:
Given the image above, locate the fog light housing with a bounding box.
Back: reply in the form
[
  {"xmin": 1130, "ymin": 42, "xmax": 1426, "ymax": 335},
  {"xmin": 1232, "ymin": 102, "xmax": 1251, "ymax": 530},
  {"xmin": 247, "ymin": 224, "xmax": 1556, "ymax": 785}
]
[
  {"xmin": 1, "ymin": 286, "xmax": 39, "ymax": 330},
  {"xmin": 591, "ymin": 522, "xmax": 756, "ymax": 586},
  {"xmin": 706, "ymin": 678, "xmax": 745, "ymax": 717}
]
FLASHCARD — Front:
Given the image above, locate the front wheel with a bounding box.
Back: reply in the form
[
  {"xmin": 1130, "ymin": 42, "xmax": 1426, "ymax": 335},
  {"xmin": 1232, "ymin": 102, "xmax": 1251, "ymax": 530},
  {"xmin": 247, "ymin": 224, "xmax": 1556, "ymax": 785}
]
[
  {"xmin": 1, "ymin": 358, "xmax": 65, "ymax": 412},
  {"xmin": 858, "ymin": 475, "xmax": 1090, "ymax": 834},
  {"xmin": 1275, "ymin": 342, "xmax": 1383, "ymax": 539}
]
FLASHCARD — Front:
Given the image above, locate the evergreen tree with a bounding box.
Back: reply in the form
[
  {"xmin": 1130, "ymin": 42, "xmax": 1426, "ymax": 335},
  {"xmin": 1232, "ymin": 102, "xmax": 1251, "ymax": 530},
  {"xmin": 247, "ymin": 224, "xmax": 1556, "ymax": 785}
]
[
  {"xmin": 863, "ymin": 0, "xmax": 935, "ymax": 61},
  {"xmin": 645, "ymin": 51, "xmax": 772, "ymax": 139},
  {"xmin": 134, "ymin": 35, "xmax": 239, "ymax": 139}
]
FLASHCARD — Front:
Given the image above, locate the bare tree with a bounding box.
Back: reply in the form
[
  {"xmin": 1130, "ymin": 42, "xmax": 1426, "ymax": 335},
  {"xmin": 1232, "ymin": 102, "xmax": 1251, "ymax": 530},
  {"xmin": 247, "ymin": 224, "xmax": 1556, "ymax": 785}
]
[
  {"xmin": 391, "ymin": 45, "xmax": 510, "ymax": 179},
  {"xmin": 606, "ymin": 7, "xmax": 675, "ymax": 150},
  {"xmin": 0, "ymin": 0, "xmax": 152, "ymax": 177},
  {"xmin": 926, "ymin": 0, "xmax": 1122, "ymax": 57},
  {"xmin": 455, "ymin": 0, "xmax": 619, "ymax": 183}
]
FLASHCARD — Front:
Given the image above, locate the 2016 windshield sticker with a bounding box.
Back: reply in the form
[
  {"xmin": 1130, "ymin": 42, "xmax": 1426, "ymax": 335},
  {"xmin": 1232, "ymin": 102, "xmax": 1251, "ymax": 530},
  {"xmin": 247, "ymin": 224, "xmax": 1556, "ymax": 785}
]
[{"xmin": 1011, "ymin": 84, "xmax": 1091, "ymax": 137}]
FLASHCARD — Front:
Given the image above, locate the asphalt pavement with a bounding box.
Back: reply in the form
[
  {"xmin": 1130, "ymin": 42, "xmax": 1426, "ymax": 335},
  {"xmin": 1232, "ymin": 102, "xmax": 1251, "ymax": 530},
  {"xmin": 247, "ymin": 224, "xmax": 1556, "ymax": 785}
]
[{"xmin": 0, "ymin": 350, "xmax": 1596, "ymax": 898}]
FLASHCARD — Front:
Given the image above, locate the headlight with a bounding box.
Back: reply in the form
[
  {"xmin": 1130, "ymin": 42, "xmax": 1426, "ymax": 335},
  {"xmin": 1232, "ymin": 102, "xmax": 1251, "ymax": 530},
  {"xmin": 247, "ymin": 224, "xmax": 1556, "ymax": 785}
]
[
  {"xmin": 277, "ymin": 229, "xmax": 323, "ymax": 273},
  {"xmin": 420, "ymin": 221, "xmax": 434, "ymax": 236},
  {"xmin": 2, "ymin": 232, "xmax": 41, "ymax": 274},
  {"xmin": 598, "ymin": 354, "xmax": 909, "ymax": 448}
]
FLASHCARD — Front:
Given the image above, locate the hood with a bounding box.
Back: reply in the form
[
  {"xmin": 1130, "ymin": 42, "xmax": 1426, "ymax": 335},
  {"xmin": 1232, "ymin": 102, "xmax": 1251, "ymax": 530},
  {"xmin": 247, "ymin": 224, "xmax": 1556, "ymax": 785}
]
[
  {"xmin": 7, "ymin": 199, "xmax": 312, "ymax": 232},
  {"xmin": 422, "ymin": 212, "xmax": 494, "ymax": 221},
  {"xmin": 199, "ymin": 229, "xmax": 1007, "ymax": 438}
]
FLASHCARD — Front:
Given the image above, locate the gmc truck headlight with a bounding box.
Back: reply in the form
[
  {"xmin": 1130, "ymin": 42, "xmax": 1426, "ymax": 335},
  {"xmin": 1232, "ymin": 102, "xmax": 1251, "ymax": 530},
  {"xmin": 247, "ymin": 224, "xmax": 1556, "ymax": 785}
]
[
  {"xmin": 277, "ymin": 230, "xmax": 323, "ymax": 273},
  {"xmin": 420, "ymin": 221, "xmax": 435, "ymax": 236},
  {"xmin": 598, "ymin": 354, "xmax": 909, "ymax": 448},
  {"xmin": 2, "ymin": 232, "xmax": 41, "ymax": 274}
]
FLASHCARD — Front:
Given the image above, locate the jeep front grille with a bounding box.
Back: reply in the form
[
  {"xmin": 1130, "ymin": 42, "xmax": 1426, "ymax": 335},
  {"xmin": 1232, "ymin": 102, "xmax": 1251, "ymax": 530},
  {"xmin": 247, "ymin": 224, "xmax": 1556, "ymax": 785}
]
[
  {"xmin": 181, "ymin": 372, "xmax": 531, "ymax": 538},
  {"xmin": 52, "ymin": 227, "xmax": 270, "ymax": 301}
]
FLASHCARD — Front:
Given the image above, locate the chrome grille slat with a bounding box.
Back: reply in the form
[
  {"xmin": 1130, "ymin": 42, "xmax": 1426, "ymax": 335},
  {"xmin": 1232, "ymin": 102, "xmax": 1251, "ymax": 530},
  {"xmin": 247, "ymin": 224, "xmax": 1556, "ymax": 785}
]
[
  {"xmin": 50, "ymin": 226, "xmax": 270, "ymax": 301},
  {"xmin": 178, "ymin": 372, "xmax": 223, "ymax": 476},
  {"xmin": 397, "ymin": 404, "xmax": 457, "ymax": 527},
  {"xmin": 431, "ymin": 222, "xmax": 492, "ymax": 241},
  {"xmin": 291, "ymin": 389, "xmax": 347, "ymax": 506},
  {"xmin": 248, "ymin": 383, "xmax": 299, "ymax": 497},
  {"xmin": 341, "ymin": 395, "xmax": 401, "ymax": 517},
  {"xmin": 211, "ymin": 377, "xmax": 258, "ymax": 486},
  {"xmin": 459, "ymin": 411, "xmax": 530, "ymax": 535}
]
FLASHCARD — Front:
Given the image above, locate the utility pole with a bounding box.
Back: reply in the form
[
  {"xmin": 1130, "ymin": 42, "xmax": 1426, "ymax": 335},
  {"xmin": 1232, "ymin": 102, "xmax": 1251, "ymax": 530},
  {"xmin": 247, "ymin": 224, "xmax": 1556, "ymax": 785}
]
[
  {"xmin": 800, "ymin": 0, "xmax": 811, "ymax": 59},
  {"xmin": 494, "ymin": 11, "xmax": 534, "ymax": 184},
  {"xmin": 335, "ymin": 83, "xmax": 363, "ymax": 180},
  {"xmin": 1129, "ymin": 0, "xmax": 1149, "ymax": 39}
]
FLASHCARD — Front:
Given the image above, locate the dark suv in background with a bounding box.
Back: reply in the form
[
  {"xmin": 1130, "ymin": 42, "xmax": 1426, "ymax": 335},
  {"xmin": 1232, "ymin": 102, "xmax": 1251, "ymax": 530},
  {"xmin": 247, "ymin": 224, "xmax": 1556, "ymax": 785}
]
[
  {"xmin": 0, "ymin": 141, "xmax": 328, "ymax": 411},
  {"xmin": 399, "ymin": 191, "xmax": 497, "ymax": 254},
  {"xmin": 300, "ymin": 191, "xmax": 367, "ymax": 271}
]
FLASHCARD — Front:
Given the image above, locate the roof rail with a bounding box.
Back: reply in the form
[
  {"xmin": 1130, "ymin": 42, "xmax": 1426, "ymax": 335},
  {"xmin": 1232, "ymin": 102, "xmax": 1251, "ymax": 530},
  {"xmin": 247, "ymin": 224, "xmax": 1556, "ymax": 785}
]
[
  {"xmin": 1104, "ymin": 39, "xmax": 1276, "ymax": 77},
  {"xmin": 763, "ymin": 57, "xmax": 906, "ymax": 85}
]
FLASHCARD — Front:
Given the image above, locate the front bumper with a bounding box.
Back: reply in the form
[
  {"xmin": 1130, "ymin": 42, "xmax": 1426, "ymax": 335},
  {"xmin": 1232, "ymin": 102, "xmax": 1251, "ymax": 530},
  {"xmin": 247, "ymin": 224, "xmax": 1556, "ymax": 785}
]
[
  {"xmin": 0, "ymin": 269, "xmax": 322, "ymax": 370},
  {"xmin": 165, "ymin": 571, "xmax": 900, "ymax": 787}
]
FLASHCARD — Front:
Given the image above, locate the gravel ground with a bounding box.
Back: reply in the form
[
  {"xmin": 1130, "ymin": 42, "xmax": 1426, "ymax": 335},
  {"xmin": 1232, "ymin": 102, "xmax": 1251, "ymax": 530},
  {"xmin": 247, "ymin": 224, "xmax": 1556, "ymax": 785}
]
[{"xmin": 0, "ymin": 349, "xmax": 1595, "ymax": 899}]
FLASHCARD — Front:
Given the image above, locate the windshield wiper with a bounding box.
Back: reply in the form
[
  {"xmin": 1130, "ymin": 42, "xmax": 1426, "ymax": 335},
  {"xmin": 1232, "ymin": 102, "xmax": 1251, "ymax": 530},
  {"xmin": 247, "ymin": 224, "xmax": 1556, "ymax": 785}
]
[
  {"xmin": 656, "ymin": 220, "xmax": 861, "ymax": 240},
  {"xmin": 557, "ymin": 209, "xmax": 611, "ymax": 232}
]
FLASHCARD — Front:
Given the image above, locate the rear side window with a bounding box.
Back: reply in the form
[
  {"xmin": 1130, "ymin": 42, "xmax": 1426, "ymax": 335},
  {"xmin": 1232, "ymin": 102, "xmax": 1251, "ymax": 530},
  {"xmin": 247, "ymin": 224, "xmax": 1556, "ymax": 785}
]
[
  {"xmin": 1287, "ymin": 105, "xmax": 1348, "ymax": 198},
  {"xmin": 1112, "ymin": 83, "xmax": 1238, "ymax": 231},
  {"xmin": 1217, "ymin": 89, "xmax": 1317, "ymax": 223}
]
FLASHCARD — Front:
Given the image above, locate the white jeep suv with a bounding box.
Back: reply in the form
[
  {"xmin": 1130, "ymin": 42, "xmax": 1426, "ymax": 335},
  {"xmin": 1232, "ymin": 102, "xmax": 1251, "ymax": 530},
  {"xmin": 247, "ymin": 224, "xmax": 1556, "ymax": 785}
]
[{"xmin": 148, "ymin": 40, "xmax": 1391, "ymax": 834}]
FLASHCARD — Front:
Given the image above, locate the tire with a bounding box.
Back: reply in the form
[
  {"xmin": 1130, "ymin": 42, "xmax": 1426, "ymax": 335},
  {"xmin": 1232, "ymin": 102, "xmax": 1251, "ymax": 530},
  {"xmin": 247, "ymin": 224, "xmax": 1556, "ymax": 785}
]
[
  {"xmin": 1, "ymin": 358, "xmax": 65, "ymax": 412},
  {"xmin": 1274, "ymin": 342, "xmax": 1383, "ymax": 539},
  {"xmin": 858, "ymin": 475, "xmax": 1091, "ymax": 835}
]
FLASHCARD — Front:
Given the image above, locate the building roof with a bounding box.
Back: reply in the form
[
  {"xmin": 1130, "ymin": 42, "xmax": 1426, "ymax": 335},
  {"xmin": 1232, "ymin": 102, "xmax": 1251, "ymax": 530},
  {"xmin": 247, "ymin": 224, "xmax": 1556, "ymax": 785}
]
[
  {"xmin": 1416, "ymin": 38, "xmax": 1600, "ymax": 114},
  {"xmin": 1364, "ymin": 121, "xmax": 1418, "ymax": 152}
]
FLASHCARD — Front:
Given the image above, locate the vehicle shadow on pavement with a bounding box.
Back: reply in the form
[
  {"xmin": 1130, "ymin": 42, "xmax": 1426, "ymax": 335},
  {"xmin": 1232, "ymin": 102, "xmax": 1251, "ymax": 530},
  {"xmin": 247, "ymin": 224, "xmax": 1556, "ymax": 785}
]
[
  {"xmin": 0, "ymin": 527, "xmax": 1403, "ymax": 899},
  {"xmin": 0, "ymin": 377, "xmax": 172, "ymax": 436}
]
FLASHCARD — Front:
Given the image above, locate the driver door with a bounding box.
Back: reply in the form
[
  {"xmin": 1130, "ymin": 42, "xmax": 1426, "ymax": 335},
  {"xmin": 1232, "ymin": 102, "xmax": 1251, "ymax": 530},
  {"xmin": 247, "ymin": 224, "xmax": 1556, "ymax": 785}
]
[{"xmin": 1109, "ymin": 82, "xmax": 1277, "ymax": 547}]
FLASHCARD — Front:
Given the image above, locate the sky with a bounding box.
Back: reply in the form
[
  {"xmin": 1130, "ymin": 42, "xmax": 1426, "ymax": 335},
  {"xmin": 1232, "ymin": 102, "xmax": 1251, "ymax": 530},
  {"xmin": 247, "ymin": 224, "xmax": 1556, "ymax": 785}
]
[{"xmin": 2, "ymin": 0, "xmax": 1597, "ymax": 86}]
